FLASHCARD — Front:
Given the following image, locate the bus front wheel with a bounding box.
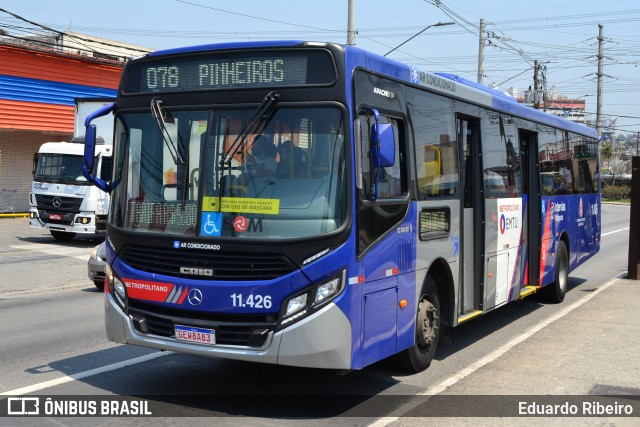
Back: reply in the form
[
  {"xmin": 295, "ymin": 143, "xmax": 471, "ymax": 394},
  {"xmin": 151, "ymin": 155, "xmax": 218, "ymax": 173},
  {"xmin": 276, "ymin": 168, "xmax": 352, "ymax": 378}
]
[{"xmin": 396, "ymin": 277, "xmax": 440, "ymax": 373}]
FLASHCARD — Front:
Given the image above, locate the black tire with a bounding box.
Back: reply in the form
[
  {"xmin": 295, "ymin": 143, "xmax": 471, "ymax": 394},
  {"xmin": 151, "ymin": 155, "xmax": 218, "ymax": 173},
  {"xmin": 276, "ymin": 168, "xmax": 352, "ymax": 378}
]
[
  {"xmin": 93, "ymin": 280, "xmax": 105, "ymax": 291},
  {"xmin": 543, "ymin": 240, "xmax": 568, "ymax": 303},
  {"xmin": 50, "ymin": 230, "xmax": 76, "ymax": 241},
  {"xmin": 395, "ymin": 276, "xmax": 441, "ymax": 373}
]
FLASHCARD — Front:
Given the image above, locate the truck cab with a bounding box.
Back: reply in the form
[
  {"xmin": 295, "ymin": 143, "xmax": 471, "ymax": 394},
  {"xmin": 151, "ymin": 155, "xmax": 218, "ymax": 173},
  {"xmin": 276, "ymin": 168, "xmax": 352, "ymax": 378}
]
[{"xmin": 29, "ymin": 140, "xmax": 112, "ymax": 241}]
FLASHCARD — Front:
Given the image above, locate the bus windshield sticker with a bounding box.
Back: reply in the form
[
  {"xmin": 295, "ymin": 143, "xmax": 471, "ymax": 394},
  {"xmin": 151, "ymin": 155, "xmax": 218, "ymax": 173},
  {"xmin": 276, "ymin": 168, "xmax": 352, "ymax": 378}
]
[
  {"xmin": 202, "ymin": 196, "xmax": 280, "ymax": 215},
  {"xmin": 200, "ymin": 212, "xmax": 223, "ymax": 236}
]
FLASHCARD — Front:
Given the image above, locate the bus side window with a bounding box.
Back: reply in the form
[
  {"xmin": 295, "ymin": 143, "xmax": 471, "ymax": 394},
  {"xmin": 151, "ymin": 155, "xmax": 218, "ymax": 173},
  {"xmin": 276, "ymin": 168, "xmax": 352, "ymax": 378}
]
[
  {"xmin": 481, "ymin": 113, "xmax": 521, "ymax": 199},
  {"xmin": 420, "ymin": 145, "xmax": 441, "ymax": 196},
  {"xmin": 407, "ymin": 89, "xmax": 458, "ymax": 199}
]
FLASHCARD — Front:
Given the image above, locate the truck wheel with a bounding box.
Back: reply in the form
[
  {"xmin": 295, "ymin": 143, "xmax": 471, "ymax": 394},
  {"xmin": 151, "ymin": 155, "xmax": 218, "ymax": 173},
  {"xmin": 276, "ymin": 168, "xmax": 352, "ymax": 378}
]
[
  {"xmin": 395, "ymin": 276, "xmax": 440, "ymax": 373},
  {"xmin": 50, "ymin": 230, "xmax": 76, "ymax": 241},
  {"xmin": 543, "ymin": 240, "xmax": 568, "ymax": 303}
]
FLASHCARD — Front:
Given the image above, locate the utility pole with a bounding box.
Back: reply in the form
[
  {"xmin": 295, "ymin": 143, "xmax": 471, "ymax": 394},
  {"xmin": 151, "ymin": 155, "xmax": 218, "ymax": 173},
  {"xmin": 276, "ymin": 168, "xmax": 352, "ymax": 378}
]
[
  {"xmin": 532, "ymin": 60, "xmax": 548, "ymax": 110},
  {"xmin": 347, "ymin": 0, "xmax": 356, "ymax": 45},
  {"xmin": 477, "ymin": 19, "xmax": 485, "ymax": 84},
  {"xmin": 596, "ymin": 24, "xmax": 604, "ymax": 136},
  {"xmin": 533, "ymin": 60, "xmax": 539, "ymax": 109}
]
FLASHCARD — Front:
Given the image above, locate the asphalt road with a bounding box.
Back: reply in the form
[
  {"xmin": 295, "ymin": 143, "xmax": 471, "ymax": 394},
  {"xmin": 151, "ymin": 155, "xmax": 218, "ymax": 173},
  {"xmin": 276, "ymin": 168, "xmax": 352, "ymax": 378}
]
[{"xmin": 0, "ymin": 205, "xmax": 637, "ymax": 426}]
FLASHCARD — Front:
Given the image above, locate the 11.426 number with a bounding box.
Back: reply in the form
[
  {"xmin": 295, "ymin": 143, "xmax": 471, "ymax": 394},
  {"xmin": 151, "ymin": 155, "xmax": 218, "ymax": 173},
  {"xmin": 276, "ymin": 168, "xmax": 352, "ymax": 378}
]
[{"xmin": 230, "ymin": 293, "xmax": 272, "ymax": 309}]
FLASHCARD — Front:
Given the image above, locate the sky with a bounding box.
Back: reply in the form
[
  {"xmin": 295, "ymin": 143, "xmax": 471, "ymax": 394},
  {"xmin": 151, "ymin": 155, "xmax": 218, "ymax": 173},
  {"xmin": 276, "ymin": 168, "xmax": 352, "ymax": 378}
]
[{"xmin": 1, "ymin": 0, "xmax": 639, "ymax": 136}]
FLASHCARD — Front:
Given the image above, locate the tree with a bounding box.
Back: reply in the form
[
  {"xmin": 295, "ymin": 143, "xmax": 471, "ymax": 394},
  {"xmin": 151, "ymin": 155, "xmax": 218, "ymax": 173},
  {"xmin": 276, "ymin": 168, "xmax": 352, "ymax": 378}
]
[{"xmin": 601, "ymin": 143, "xmax": 613, "ymax": 169}]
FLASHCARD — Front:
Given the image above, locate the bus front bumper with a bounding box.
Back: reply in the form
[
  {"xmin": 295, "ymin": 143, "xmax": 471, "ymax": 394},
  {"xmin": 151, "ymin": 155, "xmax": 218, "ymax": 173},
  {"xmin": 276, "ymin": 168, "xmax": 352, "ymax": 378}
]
[{"xmin": 105, "ymin": 293, "xmax": 353, "ymax": 370}]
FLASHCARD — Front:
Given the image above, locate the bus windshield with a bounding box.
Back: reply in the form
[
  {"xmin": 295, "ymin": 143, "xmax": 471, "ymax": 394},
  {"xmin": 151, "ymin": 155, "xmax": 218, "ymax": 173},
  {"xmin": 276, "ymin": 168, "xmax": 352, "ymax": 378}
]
[{"xmin": 110, "ymin": 106, "xmax": 347, "ymax": 239}]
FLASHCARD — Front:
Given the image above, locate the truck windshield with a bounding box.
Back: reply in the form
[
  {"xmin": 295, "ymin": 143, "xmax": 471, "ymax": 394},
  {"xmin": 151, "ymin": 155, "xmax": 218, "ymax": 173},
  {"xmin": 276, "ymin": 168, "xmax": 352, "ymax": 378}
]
[
  {"xmin": 109, "ymin": 106, "xmax": 347, "ymax": 239},
  {"xmin": 34, "ymin": 154, "xmax": 88, "ymax": 184}
]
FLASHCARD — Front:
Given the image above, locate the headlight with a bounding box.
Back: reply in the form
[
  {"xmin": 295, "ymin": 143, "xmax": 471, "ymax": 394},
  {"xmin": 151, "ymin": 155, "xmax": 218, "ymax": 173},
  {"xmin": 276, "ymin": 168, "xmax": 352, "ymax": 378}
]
[
  {"xmin": 315, "ymin": 277, "xmax": 341, "ymax": 303},
  {"xmin": 90, "ymin": 246, "xmax": 99, "ymax": 259},
  {"xmin": 285, "ymin": 294, "xmax": 308, "ymax": 317},
  {"xmin": 279, "ymin": 272, "xmax": 345, "ymax": 328},
  {"xmin": 114, "ymin": 278, "xmax": 126, "ymax": 301},
  {"xmin": 106, "ymin": 264, "xmax": 127, "ymax": 309}
]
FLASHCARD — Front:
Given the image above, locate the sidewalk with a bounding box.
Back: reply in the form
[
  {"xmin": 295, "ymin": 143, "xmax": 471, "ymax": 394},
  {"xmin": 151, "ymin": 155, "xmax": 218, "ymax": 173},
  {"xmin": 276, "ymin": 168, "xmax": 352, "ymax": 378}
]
[{"xmin": 439, "ymin": 275, "xmax": 640, "ymax": 395}]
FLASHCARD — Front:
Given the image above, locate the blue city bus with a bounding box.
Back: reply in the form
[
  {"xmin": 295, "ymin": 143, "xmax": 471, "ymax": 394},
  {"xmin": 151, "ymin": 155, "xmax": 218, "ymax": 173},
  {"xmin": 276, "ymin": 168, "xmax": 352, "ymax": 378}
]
[{"xmin": 83, "ymin": 41, "xmax": 600, "ymax": 372}]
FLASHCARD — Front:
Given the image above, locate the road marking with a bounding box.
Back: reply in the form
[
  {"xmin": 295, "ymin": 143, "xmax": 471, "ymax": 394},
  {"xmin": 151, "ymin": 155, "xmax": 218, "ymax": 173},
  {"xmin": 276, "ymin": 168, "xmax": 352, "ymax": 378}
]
[
  {"xmin": 369, "ymin": 274, "xmax": 621, "ymax": 425},
  {"xmin": 601, "ymin": 227, "xmax": 629, "ymax": 237},
  {"xmin": 1, "ymin": 351, "xmax": 173, "ymax": 396},
  {"xmin": 8, "ymin": 243, "xmax": 91, "ymax": 261}
]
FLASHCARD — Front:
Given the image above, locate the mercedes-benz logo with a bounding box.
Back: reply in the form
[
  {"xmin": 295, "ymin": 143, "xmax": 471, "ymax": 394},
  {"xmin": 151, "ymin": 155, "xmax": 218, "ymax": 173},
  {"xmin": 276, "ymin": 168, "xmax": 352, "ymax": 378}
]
[
  {"xmin": 52, "ymin": 197, "xmax": 62, "ymax": 208},
  {"xmin": 187, "ymin": 288, "xmax": 203, "ymax": 306}
]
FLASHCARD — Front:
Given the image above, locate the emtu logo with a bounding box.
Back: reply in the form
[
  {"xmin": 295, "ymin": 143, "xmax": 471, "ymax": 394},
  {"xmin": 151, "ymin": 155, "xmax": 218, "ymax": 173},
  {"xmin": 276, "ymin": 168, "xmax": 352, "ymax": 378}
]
[
  {"xmin": 500, "ymin": 214, "xmax": 506, "ymax": 234},
  {"xmin": 233, "ymin": 216, "xmax": 248, "ymax": 232}
]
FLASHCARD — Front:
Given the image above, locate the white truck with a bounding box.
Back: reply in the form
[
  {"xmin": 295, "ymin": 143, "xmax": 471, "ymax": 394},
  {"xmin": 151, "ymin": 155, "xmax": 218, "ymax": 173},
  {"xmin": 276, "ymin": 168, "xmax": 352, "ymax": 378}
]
[{"xmin": 28, "ymin": 98, "xmax": 114, "ymax": 241}]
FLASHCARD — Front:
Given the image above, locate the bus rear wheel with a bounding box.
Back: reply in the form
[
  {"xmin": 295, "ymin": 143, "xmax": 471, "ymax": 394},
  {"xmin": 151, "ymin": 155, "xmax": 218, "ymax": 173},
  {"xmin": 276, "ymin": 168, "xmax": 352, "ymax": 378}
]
[
  {"xmin": 50, "ymin": 230, "xmax": 76, "ymax": 241},
  {"xmin": 543, "ymin": 240, "xmax": 568, "ymax": 303},
  {"xmin": 396, "ymin": 277, "xmax": 440, "ymax": 373}
]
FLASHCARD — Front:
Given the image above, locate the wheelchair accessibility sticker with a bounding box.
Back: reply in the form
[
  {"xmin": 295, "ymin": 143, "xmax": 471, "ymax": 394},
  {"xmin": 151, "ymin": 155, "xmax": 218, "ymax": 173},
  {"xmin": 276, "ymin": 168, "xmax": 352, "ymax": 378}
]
[{"xmin": 200, "ymin": 212, "xmax": 222, "ymax": 236}]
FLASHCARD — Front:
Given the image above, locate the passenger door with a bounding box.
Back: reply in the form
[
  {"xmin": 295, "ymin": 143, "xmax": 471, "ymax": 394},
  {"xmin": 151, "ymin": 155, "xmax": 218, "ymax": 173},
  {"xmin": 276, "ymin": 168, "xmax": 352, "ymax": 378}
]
[
  {"xmin": 482, "ymin": 113, "xmax": 523, "ymax": 310},
  {"xmin": 356, "ymin": 111, "xmax": 411, "ymax": 366}
]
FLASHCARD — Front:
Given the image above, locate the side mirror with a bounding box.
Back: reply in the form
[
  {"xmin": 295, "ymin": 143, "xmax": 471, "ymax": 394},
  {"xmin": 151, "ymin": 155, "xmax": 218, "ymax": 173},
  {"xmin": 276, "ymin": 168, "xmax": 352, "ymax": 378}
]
[
  {"xmin": 369, "ymin": 109, "xmax": 396, "ymax": 198},
  {"xmin": 372, "ymin": 123, "xmax": 395, "ymax": 168},
  {"xmin": 370, "ymin": 109, "xmax": 396, "ymax": 168},
  {"xmin": 82, "ymin": 103, "xmax": 115, "ymax": 193},
  {"xmin": 83, "ymin": 125, "xmax": 97, "ymax": 173}
]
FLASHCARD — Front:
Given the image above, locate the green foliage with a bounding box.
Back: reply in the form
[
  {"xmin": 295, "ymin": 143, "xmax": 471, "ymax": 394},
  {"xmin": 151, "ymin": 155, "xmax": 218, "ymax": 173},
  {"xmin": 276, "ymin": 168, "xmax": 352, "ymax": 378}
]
[
  {"xmin": 601, "ymin": 185, "xmax": 630, "ymax": 200},
  {"xmin": 600, "ymin": 144, "xmax": 614, "ymax": 162}
]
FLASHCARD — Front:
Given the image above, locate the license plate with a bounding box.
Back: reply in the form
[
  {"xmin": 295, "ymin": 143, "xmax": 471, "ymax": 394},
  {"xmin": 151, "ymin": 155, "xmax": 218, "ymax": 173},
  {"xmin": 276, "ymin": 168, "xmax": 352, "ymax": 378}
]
[
  {"xmin": 50, "ymin": 213, "xmax": 62, "ymax": 221},
  {"xmin": 174, "ymin": 325, "xmax": 216, "ymax": 346}
]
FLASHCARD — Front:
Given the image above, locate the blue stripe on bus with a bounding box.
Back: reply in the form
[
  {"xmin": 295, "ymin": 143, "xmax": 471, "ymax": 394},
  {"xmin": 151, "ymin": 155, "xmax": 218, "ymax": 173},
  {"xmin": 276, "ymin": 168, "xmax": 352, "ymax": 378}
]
[{"xmin": 0, "ymin": 74, "xmax": 117, "ymax": 106}]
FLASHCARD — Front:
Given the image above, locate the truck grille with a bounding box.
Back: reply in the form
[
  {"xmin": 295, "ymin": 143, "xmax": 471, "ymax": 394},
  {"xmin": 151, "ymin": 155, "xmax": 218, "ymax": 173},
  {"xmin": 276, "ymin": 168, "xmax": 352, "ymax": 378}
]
[{"xmin": 35, "ymin": 194, "xmax": 83, "ymax": 214}]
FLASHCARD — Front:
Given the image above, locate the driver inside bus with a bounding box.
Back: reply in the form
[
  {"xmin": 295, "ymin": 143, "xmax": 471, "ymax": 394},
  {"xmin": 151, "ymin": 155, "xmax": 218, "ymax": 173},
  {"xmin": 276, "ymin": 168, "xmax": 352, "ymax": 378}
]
[{"xmin": 246, "ymin": 136, "xmax": 277, "ymax": 177}]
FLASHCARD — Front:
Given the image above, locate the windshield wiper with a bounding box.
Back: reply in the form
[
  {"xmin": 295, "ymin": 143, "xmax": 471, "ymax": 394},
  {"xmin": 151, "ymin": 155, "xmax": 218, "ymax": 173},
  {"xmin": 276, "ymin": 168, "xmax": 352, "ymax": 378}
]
[
  {"xmin": 219, "ymin": 91, "xmax": 280, "ymax": 168},
  {"xmin": 151, "ymin": 97, "xmax": 184, "ymax": 165},
  {"xmin": 218, "ymin": 91, "xmax": 280, "ymax": 198}
]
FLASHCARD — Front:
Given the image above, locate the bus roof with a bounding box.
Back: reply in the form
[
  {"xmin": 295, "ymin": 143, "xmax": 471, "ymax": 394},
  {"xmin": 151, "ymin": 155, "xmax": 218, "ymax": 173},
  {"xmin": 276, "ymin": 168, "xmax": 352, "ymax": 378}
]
[
  {"xmin": 141, "ymin": 40, "xmax": 598, "ymax": 140},
  {"xmin": 344, "ymin": 44, "xmax": 598, "ymax": 139}
]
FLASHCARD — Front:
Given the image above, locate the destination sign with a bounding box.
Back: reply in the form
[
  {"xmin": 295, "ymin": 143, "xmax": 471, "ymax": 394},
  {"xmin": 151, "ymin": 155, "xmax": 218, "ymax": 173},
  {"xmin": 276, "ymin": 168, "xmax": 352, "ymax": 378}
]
[{"xmin": 122, "ymin": 50, "xmax": 336, "ymax": 93}]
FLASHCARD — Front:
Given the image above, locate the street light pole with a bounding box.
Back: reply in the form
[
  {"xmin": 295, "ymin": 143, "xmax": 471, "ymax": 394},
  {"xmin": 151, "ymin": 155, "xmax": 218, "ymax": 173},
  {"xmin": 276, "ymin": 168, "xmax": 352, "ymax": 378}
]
[
  {"xmin": 384, "ymin": 21, "xmax": 455, "ymax": 57},
  {"xmin": 347, "ymin": 0, "xmax": 356, "ymax": 45}
]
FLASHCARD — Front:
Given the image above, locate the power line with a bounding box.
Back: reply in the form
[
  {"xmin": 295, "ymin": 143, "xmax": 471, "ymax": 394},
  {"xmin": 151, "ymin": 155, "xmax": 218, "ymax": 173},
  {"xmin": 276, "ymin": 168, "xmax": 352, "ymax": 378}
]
[
  {"xmin": 174, "ymin": 0, "xmax": 342, "ymax": 34},
  {"xmin": 0, "ymin": 7, "xmax": 151, "ymax": 55}
]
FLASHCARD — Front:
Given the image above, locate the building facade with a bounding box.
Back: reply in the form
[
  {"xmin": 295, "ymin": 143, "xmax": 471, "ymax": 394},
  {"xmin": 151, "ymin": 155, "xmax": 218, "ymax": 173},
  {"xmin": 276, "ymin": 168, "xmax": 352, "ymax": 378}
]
[{"xmin": 0, "ymin": 34, "xmax": 151, "ymax": 213}]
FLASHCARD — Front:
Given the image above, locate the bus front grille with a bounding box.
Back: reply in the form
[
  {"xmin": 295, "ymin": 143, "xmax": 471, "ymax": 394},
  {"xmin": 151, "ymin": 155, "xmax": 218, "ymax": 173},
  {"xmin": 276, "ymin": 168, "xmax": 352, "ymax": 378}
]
[{"xmin": 119, "ymin": 244, "xmax": 296, "ymax": 280}]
